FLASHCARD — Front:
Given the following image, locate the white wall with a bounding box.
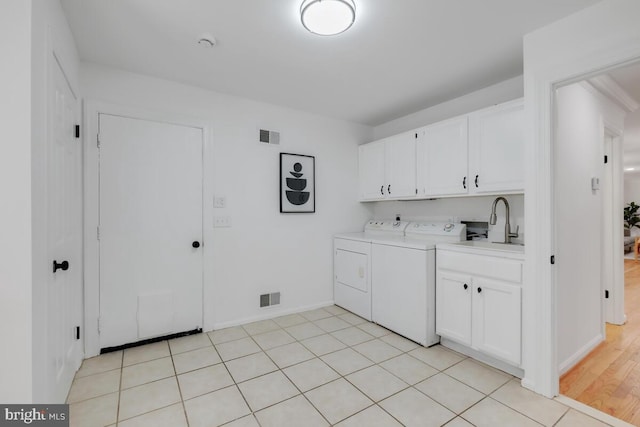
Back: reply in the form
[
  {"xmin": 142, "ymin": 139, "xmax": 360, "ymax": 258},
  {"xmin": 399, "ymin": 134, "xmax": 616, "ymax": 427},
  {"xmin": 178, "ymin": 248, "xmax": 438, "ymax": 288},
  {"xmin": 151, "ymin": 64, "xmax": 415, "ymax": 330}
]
[
  {"xmin": 624, "ymin": 174, "xmax": 640, "ymax": 204},
  {"xmin": 554, "ymin": 82, "xmax": 622, "ymax": 374},
  {"xmin": 371, "ymin": 195, "xmax": 524, "ymax": 242},
  {"xmin": 374, "ymin": 76, "xmax": 523, "ymax": 140},
  {"xmin": 523, "ymin": 0, "xmax": 640, "ymax": 396},
  {"xmin": 624, "ymin": 112, "xmax": 640, "ymax": 205},
  {"xmin": 0, "ymin": 0, "xmax": 33, "ymax": 404},
  {"xmin": 371, "ymin": 76, "xmax": 525, "ymax": 241},
  {"xmin": 80, "ymin": 64, "xmax": 373, "ymax": 336},
  {"xmin": 30, "ymin": 0, "xmax": 81, "ymax": 402}
]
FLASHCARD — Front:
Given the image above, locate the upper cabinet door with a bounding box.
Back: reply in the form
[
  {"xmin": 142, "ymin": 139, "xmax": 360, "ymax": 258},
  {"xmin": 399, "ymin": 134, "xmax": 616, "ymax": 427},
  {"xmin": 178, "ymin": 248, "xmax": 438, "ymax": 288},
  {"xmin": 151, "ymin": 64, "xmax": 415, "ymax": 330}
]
[
  {"xmin": 417, "ymin": 117, "xmax": 468, "ymax": 197},
  {"xmin": 359, "ymin": 141, "xmax": 386, "ymax": 200},
  {"xmin": 469, "ymin": 99, "xmax": 524, "ymax": 193},
  {"xmin": 385, "ymin": 131, "xmax": 417, "ymax": 198}
]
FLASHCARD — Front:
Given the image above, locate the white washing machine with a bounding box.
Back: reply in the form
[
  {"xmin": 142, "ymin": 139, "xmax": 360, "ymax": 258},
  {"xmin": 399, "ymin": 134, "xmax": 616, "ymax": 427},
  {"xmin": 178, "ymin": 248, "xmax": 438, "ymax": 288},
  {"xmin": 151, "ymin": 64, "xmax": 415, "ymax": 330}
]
[
  {"xmin": 333, "ymin": 220, "xmax": 408, "ymax": 321},
  {"xmin": 371, "ymin": 222, "xmax": 466, "ymax": 346}
]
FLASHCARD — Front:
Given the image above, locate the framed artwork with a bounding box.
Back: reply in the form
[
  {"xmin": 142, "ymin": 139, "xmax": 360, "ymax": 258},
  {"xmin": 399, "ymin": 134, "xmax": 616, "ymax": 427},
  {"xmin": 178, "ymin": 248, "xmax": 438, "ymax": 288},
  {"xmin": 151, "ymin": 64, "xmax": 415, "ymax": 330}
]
[{"xmin": 280, "ymin": 153, "xmax": 315, "ymax": 213}]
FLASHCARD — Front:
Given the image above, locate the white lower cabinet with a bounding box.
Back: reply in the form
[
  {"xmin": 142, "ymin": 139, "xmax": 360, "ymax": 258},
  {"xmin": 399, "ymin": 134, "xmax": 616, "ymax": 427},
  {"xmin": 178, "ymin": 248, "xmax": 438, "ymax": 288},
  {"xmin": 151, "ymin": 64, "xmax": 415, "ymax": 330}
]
[
  {"xmin": 471, "ymin": 277, "xmax": 521, "ymax": 365},
  {"xmin": 435, "ymin": 271, "xmax": 472, "ymax": 346},
  {"xmin": 436, "ymin": 249, "xmax": 522, "ymax": 366}
]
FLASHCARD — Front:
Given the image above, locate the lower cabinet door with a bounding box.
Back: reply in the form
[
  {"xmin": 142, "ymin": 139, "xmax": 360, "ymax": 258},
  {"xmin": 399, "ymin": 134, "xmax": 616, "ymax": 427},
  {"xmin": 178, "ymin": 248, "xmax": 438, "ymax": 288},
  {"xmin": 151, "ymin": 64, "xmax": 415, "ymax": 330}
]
[
  {"xmin": 436, "ymin": 270, "xmax": 472, "ymax": 346},
  {"xmin": 472, "ymin": 278, "xmax": 521, "ymax": 365}
]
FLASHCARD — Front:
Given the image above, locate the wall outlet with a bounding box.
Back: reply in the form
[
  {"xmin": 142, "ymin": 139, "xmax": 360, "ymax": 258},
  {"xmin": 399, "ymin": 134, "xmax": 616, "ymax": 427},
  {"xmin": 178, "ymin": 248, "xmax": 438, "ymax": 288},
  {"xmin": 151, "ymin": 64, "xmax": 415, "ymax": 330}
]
[
  {"xmin": 213, "ymin": 196, "xmax": 226, "ymax": 208},
  {"xmin": 213, "ymin": 216, "xmax": 231, "ymax": 228}
]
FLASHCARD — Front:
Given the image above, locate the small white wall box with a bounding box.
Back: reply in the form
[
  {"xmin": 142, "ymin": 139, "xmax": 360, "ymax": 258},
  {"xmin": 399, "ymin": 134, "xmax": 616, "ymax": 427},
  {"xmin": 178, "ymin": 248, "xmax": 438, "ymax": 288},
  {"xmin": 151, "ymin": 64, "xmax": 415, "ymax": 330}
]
[{"xmin": 591, "ymin": 177, "xmax": 600, "ymax": 190}]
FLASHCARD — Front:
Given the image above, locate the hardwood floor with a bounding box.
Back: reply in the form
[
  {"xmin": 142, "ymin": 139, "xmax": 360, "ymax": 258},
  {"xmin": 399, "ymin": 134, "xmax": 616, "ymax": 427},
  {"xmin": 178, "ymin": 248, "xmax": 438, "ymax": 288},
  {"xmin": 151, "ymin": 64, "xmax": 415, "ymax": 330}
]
[{"xmin": 560, "ymin": 259, "xmax": 640, "ymax": 425}]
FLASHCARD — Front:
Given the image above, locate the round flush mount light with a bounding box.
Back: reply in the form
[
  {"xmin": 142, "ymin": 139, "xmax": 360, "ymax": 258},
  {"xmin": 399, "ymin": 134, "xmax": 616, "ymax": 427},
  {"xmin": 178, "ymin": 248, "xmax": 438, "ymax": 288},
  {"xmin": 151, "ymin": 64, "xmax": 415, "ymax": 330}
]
[{"xmin": 300, "ymin": 0, "xmax": 356, "ymax": 36}]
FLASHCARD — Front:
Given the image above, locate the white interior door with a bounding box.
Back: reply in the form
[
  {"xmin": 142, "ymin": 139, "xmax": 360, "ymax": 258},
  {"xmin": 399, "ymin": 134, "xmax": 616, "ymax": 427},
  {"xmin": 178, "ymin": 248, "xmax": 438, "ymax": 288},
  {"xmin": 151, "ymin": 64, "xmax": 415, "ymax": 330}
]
[
  {"xmin": 47, "ymin": 56, "xmax": 83, "ymax": 401},
  {"xmin": 98, "ymin": 114, "xmax": 203, "ymax": 349}
]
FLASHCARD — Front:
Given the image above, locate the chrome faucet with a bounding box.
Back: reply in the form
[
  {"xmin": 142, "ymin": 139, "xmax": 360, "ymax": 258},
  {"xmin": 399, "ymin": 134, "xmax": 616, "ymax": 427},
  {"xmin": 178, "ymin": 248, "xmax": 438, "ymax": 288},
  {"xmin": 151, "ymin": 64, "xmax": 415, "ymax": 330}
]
[{"xmin": 490, "ymin": 197, "xmax": 519, "ymax": 244}]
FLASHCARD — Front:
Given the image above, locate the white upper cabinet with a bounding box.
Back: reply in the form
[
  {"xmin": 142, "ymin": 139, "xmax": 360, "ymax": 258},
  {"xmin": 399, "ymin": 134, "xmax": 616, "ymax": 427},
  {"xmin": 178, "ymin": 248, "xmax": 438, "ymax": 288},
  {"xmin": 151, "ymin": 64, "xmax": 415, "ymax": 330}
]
[
  {"xmin": 468, "ymin": 99, "xmax": 524, "ymax": 193},
  {"xmin": 385, "ymin": 131, "xmax": 417, "ymax": 198},
  {"xmin": 358, "ymin": 140, "xmax": 386, "ymax": 200},
  {"xmin": 359, "ymin": 132, "xmax": 417, "ymax": 201},
  {"xmin": 359, "ymin": 98, "xmax": 523, "ymax": 202},
  {"xmin": 417, "ymin": 117, "xmax": 468, "ymax": 197}
]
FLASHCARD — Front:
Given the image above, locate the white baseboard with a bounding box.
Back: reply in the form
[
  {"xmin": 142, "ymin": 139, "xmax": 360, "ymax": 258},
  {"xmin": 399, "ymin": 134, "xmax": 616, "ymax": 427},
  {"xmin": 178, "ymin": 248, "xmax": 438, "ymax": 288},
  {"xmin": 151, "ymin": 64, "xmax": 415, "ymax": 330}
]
[
  {"xmin": 440, "ymin": 338, "xmax": 524, "ymax": 378},
  {"xmin": 558, "ymin": 333, "xmax": 604, "ymax": 376},
  {"xmin": 210, "ymin": 300, "xmax": 335, "ymax": 331}
]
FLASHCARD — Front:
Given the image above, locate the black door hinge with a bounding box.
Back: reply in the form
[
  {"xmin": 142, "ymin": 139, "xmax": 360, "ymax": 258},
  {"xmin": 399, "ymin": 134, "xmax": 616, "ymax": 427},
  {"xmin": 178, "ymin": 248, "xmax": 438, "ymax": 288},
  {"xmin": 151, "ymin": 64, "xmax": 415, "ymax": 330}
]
[
  {"xmin": 550, "ymin": 255, "xmax": 555, "ymax": 265},
  {"xmin": 75, "ymin": 125, "xmax": 80, "ymax": 139},
  {"xmin": 604, "ymin": 155, "xmax": 608, "ymax": 164},
  {"xmin": 415, "ymin": 133, "xmax": 418, "ymax": 139},
  {"xmin": 605, "ymin": 290, "xmax": 610, "ymax": 299},
  {"xmin": 75, "ymin": 326, "xmax": 80, "ymax": 340}
]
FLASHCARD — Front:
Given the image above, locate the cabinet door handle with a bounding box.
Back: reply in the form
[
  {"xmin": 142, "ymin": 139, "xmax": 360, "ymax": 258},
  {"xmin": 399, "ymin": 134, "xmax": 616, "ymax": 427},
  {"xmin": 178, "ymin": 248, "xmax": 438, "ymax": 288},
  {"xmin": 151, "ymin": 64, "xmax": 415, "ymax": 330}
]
[
  {"xmin": 380, "ymin": 185, "xmax": 384, "ymax": 195},
  {"xmin": 388, "ymin": 185, "xmax": 391, "ymax": 194},
  {"xmin": 475, "ymin": 174, "xmax": 479, "ymax": 188},
  {"xmin": 477, "ymin": 287, "xmax": 482, "ymax": 293},
  {"xmin": 463, "ymin": 283, "xmax": 468, "ymax": 290},
  {"xmin": 462, "ymin": 177, "xmax": 466, "ymax": 189}
]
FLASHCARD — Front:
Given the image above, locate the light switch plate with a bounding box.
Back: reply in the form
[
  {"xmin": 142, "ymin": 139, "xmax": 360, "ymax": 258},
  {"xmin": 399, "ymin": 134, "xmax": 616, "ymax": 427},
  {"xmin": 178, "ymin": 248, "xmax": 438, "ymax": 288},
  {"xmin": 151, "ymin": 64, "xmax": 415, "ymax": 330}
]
[
  {"xmin": 213, "ymin": 216, "xmax": 231, "ymax": 227},
  {"xmin": 213, "ymin": 196, "xmax": 226, "ymax": 208}
]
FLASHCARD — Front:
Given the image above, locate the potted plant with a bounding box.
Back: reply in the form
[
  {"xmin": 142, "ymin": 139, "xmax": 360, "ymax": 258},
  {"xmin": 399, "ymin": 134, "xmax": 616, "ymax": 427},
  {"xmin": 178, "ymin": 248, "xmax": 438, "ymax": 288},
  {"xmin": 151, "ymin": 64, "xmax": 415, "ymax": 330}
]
[{"xmin": 624, "ymin": 202, "xmax": 640, "ymax": 235}]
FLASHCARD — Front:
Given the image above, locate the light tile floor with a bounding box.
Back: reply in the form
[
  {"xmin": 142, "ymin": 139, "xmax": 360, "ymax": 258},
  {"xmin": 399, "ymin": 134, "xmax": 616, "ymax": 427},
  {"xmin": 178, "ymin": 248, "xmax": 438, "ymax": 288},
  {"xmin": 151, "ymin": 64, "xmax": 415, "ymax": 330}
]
[{"xmin": 68, "ymin": 306, "xmax": 620, "ymax": 427}]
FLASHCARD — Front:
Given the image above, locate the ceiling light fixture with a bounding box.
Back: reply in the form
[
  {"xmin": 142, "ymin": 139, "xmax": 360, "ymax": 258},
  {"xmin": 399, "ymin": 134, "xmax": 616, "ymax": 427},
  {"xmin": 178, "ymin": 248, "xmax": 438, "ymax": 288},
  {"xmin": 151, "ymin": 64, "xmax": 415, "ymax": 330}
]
[
  {"xmin": 300, "ymin": 0, "xmax": 356, "ymax": 36},
  {"xmin": 197, "ymin": 33, "xmax": 217, "ymax": 48}
]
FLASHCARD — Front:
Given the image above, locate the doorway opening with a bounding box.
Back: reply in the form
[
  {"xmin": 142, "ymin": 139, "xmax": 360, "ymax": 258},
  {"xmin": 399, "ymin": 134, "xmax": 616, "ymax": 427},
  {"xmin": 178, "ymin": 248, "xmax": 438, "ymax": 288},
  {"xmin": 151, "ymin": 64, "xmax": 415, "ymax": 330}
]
[{"xmin": 556, "ymin": 62, "xmax": 640, "ymax": 425}]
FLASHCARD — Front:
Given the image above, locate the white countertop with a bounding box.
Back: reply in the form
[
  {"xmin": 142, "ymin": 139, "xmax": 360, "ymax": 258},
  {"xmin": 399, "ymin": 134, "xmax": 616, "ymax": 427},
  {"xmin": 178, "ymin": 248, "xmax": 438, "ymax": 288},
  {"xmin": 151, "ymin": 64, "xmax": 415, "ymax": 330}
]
[{"xmin": 436, "ymin": 241, "xmax": 525, "ymax": 260}]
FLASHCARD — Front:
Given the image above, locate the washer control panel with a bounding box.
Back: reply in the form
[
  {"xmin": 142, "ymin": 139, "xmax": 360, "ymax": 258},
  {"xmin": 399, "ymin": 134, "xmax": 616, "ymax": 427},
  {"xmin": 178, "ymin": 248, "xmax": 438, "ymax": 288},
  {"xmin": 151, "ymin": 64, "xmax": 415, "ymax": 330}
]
[
  {"xmin": 405, "ymin": 222, "xmax": 466, "ymax": 240},
  {"xmin": 364, "ymin": 220, "xmax": 409, "ymax": 234}
]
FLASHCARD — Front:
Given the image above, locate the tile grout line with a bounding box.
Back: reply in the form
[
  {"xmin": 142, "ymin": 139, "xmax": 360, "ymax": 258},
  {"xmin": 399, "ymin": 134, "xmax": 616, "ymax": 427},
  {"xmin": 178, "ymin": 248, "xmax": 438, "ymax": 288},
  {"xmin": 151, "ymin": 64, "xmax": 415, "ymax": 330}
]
[
  {"xmin": 204, "ymin": 332, "xmax": 259, "ymax": 427},
  {"xmin": 247, "ymin": 324, "xmax": 335, "ymax": 426},
  {"xmin": 115, "ymin": 350, "xmax": 124, "ymax": 426},
  {"xmin": 243, "ymin": 310, "xmax": 339, "ymax": 425},
  {"xmin": 72, "ymin": 307, "xmax": 603, "ymax": 427},
  {"xmin": 169, "ymin": 339, "xmax": 191, "ymax": 427}
]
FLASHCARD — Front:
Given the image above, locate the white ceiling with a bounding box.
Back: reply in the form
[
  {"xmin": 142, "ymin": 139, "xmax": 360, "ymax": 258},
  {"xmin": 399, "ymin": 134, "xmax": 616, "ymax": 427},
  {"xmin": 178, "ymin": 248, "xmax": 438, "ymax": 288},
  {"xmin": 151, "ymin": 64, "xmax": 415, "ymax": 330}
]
[{"xmin": 60, "ymin": 0, "xmax": 600, "ymax": 126}]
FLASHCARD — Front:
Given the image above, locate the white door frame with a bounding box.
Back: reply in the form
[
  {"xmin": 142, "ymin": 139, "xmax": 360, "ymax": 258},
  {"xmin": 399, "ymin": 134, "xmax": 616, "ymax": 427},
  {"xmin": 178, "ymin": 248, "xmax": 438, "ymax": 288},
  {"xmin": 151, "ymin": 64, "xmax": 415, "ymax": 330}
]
[
  {"xmin": 603, "ymin": 128, "xmax": 626, "ymax": 326},
  {"xmin": 83, "ymin": 101, "xmax": 211, "ymax": 357},
  {"xmin": 523, "ymin": 0, "xmax": 640, "ymax": 397}
]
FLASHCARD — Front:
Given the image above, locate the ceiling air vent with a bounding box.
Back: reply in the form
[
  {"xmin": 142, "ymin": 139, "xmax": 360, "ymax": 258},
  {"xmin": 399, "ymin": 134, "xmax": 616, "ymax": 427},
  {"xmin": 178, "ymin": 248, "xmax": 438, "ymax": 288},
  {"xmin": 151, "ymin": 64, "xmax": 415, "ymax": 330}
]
[{"xmin": 259, "ymin": 129, "xmax": 280, "ymax": 145}]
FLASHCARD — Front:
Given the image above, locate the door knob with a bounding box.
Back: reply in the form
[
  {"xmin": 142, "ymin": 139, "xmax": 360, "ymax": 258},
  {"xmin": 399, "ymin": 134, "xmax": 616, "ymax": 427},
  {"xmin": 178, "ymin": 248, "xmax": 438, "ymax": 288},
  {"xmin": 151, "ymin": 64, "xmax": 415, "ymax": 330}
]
[
  {"xmin": 477, "ymin": 287, "xmax": 482, "ymax": 293},
  {"xmin": 463, "ymin": 283, "xmax": 468, "ymax": 290},
  {"xmin": 192, "ymin": 241, "xmax": 200, "ymax": 248},
  {"xmin": 53, "ymin": 260, "xmax": 69, "ymax": 273}
]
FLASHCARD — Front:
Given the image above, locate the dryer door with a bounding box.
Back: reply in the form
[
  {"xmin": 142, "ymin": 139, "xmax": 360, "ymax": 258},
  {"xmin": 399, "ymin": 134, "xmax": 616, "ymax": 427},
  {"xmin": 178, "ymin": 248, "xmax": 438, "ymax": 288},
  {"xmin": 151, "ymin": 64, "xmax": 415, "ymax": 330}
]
[
  {"xmin": 336, "ymin": 248, "xmax": 368, "ymax": 292},
  {"xmin": 334, "ymin": 238, "xmax": 372, "ymax": 320}
]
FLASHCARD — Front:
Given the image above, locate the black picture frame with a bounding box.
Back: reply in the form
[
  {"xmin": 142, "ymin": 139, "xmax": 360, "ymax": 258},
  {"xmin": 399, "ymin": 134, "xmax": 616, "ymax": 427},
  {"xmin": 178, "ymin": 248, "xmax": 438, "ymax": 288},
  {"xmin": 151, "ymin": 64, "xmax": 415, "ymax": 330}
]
[{"xmin": 280, "ymin": 153, "xmax": 315, "ymax": 213}]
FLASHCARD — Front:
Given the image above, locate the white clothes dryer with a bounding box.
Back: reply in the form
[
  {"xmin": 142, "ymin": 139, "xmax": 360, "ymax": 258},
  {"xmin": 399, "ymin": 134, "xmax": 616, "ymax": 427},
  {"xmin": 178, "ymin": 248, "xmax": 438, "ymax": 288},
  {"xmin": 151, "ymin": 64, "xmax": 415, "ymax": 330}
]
[{"xmin": 333, "ymin": 220, "xmax": 408, "ymax": 321}]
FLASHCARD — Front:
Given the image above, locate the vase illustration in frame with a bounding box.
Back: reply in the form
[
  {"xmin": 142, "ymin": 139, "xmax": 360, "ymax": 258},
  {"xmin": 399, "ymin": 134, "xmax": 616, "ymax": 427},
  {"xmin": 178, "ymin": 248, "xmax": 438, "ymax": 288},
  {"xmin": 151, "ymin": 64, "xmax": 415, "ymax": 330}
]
[{"xmin": 280, "ymin": 153, "xmax": 315, "ymax": 213}]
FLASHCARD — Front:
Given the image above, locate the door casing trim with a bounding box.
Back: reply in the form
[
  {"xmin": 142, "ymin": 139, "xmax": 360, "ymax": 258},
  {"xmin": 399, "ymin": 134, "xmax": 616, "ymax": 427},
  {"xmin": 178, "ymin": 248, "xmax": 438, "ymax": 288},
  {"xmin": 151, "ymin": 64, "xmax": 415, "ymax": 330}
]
[{"xmin": 83, "ymin": 101, "xmax": 211, "ymax": 357}]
